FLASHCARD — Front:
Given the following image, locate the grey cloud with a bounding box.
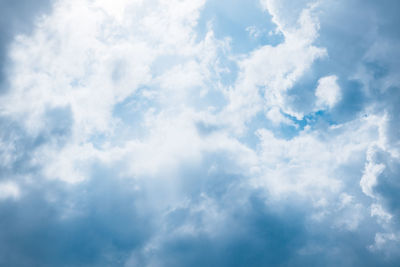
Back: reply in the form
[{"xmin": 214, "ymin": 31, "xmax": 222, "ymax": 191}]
[
  {"xmin": 284, "ymin": 0, "xmax": 400, "ymax": 127},
  {"xmin": 0, "ymin": 142, "xmax": 398, "ymax": 266},
  {"xmin": 0, "ymin": 105, "xmax": 72, "ymax": 181},
  {"xmin": 370, "ymin": 148, "xmax": 400, "ymax": 220},
  {"xmin": 0, "ymin": 0, "xmax": 400, "ymax": 266},
  {"xmin": 0, "ymin": 0, "xmax": 53, "ymax": 93}
]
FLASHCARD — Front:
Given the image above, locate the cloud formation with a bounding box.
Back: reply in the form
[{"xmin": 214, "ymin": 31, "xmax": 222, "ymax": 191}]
[{"xmin": 0, "ymin": 0, "xmax": 399, "ymax": 266}]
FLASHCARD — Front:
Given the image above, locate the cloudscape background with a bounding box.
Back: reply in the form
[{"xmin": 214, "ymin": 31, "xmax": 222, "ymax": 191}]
[{"xmin": 0, "ymin": 0, "xmax": 399, "ymax": 266}]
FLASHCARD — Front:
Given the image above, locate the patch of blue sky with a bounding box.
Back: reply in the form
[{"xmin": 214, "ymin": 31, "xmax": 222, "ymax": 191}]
[
  {"xmin": 239, "ymin": 111, "xmax": 271, "ymax": 149},
  {"xmin": 191, "ymin": 82, "xmax": 228, "ymax": 113},
  {"xmin": 196, "ymin": 0, "xmax": 284, "ymax": 55},
  {"xmin": 211, "ymin": 55, "xmax": 239, "ymax": 88},
  {"xmin": 89, "ymin": 86, "xmax": 160, "ymax": 146},
  {"xmin": 88, "ymin": 132, "xmax": 109, "ymax": 149},
  {"xmin": 240, "ymin": 108, "xmax": 337, "ymax": 150},
  {"xmin": 150, "ymin": 54, "xmax": 189, "ymax": 77},
  {"xmin": 113, "ymin": 86, "xmax": 157, "ymax": 122},
  {"xmin": 288, "ymin": 110, "xmax": 337, "ymax": 132}
]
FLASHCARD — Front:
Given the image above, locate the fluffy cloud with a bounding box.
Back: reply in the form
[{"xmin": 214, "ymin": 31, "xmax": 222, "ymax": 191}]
[
  {"xmin": 315, "ymin": 75, "xmax": 341, "ymax": 109},
  {"xmin": 222, "ymin": 1, "xmax": 326, "ymax": 130},
  {"xmin": 0, "ymin": 0, "xmax": 399, "ymax": 266}
]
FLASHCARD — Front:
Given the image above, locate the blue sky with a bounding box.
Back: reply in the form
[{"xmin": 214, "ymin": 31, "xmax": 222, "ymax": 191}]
[{"xmin": 0, "ymin": 0, "xmax": 400, "ymax": 266}]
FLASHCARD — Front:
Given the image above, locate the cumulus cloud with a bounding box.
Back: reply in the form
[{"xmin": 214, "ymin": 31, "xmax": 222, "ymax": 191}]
[
  {"xmin": 0, "ymin": 0, "xmax": 399, "ymax": 266},
  {"xmin": 222, "ymin": 0, "xmax": 326, "ymax": 130},
  {"xmin": 315, "ymin": 75, "xmax": 341, "ymax": 109}
]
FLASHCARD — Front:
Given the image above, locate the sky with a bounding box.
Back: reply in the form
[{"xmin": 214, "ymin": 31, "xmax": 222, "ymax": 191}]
[{"xmin": 0, "ymin": 0, "xmax": 399, "ymax": 266}]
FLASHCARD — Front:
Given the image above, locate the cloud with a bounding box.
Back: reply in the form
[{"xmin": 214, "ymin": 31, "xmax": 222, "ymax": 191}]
[
  {"xmin": 221, "ymin": 1, "xmax": 326, "ymax": 131},
  {"xmin": 315, "ymin": 75, "xmax": 341, "ymax": 109},
  {"xmin": 0, "ymin": 181, "xmax": 20, "ymax": 200},
  {"xmin": 0, "ymin": 0, "xmax": 53, "ymax": 92},
  {"xmin": 0, "ymin": 0, "xmax": 399, "ymax": 266}
]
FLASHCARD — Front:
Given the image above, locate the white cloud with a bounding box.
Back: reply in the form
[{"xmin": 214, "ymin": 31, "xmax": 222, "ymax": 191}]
[
  {"xmin": 0, "ymin": 0, "xmax": 209, "ymax": 138},
  {"xmin": 360, "ymin": 146, "xmax": 385, "ymax": 198},
  {"xmin": 0, "ymin": 181, "xmax": 20, "ymax": 201},
  {"xmin": 221, "ymin": 1, "xmax": 326, "ymax": 130},
  {"xmin": 369, "ymin": 232, "xmax": 399, "ymax": 252},
  {"xmin": 371, "ymin": 203, "xmax": 392, "ymax": 223},
  {"xmin": 0, "ymin": 0, "xmax": 400, "ymax": 264},
  {"xmin": 0, "ymin": 0, "xmax": 231, "ymax": 184},
  {"xmin": 315, "ymin": 75, "xmax": 341, "ymax": 109},
  {"xmin": 252, "ymin": 113, "xmax": 383, "ymax": 231}
]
